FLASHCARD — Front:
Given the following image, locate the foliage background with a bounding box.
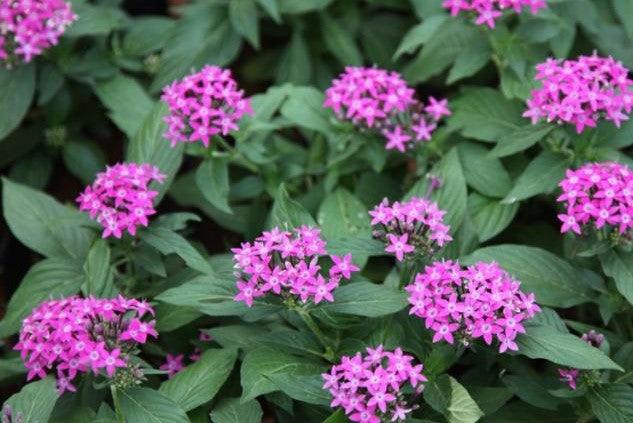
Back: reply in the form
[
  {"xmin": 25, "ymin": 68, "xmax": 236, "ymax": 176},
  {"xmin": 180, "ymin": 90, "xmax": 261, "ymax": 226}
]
[{"xmin": 1, "ymin": 0, "xmax": 633, "ymax": 422}]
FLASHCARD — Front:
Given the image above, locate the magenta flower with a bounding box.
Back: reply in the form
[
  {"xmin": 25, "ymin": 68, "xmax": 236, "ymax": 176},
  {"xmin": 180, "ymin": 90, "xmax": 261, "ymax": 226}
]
[
  {"xmin": 557, "ymin": 330, "xmax": 604, "ymax": 390},
  {"xmin": 322, "ymin": 346, "xmax": 426, "ymax": 422},
  {"xmin": 406, "ymin": 260, "xmax": 541, "ymax": 353},
  {"xmin": 0, "ymin": 0, "xmax": 76, "ymax": 65},
  {"xmin": 443, "ymin": 0, "xmax": 546, "ymax": 28},
  {"xmin": 161, "ymin": 65, "xmax": 252, "ymax": 147},
  {"xmin": 76, "ymin": 162, "xmax": 165, "ymax": 239},
  {"xmin": 14, "ymin": 295, "xmax": 157, "ymax": 393},
  {"xmin": 160, "ymin": 354, "xmax": 184, "ymax": 378},
  {"xmin": 324, "ymin": 66, "xmax": 450, "ymax": 152},
  {"xmin": 370, "ymin": 197, "xmax": 452, "ymax": 262},
  {"xmin": 557, "ymin": 162, "xmax": 633, "ymax": 238},
  {"xmin": 232, "ymin": 226, "xmax": 359, "ymax": 307},
  {"xmin": 524, "ymin": 54, "xmax": 633, "ymax": 133}
]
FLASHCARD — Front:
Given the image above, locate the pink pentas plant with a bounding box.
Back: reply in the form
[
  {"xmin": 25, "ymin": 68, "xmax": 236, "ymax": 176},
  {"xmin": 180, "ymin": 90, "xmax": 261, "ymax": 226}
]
[
  {"xmin": 322, "ymin": 346, "xmax": 427, "ymax": 423},
  {"xmin": 323, "ymin": 66, "xmax": 450, "ymax": 152},
  {"xmin": 76, "ymin": 162, "xmax": 165, "ymax": 239},
  {"xmin": 14, "ymin": 295, "xmax": 157, "ymax": 393},
  {"xmin": 160, "ymin": 330, "xmax": 214, "ymax": 377},
  {"xmin": 0, "ymin": 0, "xmax": 76, "ymax": 65},
  {"xmin": 443, "ymin": 0, "xmax": 546, "ymax": 28},
  {"xmin": 406, "ymin": 260, "xmax": 541, "ymax": 353},
  {"xmin": 231, "ymin": 226, "xmax": 359, "ymax": 307},
  {"xmin": 161, "ymin": 65, "xmax": 253, "ymax": 147},
  {"xmin": 557, "ymin": 162, "xmax": 633, "ymax": 238},
  {"xmin": 524, "ymin": 53, "xmax": 633, "ymax": 133},
  {"xmin": 558, "ymin": 330, "xmax": 605, "ymax": 390},
  {"xmin": 369, "ymin": 196, "xmax": 452, "ymax": 262}
]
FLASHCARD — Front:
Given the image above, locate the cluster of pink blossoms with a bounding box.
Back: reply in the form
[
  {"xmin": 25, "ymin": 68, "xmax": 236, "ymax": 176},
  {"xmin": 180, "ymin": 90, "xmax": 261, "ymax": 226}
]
[
  {"xmin": 15, "ymin": 295, "xmax": 157, "ymax": 393},
  {"xmin": 558, "ymin": 330, "xmax": 604, "ymax": 390},
  {"xmin": 443, "ymin": 0, "xmax": 546, "ymax": 28},
  {"xmin": 322, "ymin": 346, "xmax": 427, "ymax": 423},
  {"xmin": 232, "ymin": 226, "xmax": 359, "ymax": 307},
  {"xmin": 159, "ymin": 331, "xmax": 213, "ymax": 378},
  {"xmin": 557, "ymin": 162, "xmax": 633, "ymax": 237},
  {"xmin": 406, "ymin": 260, "xmax": 540, "ymax": 353},
  {"xmin": 0, "ymin": 0, "xmax": 76, "ymax": 65},
  {"xmin": 161, "ymin": 65, "xmax": 252, "ymax": 147},
  {"xmin": 524, "ymin": 54, "xmax": 633, "ymax": 133},
  {"xmin": 369, "ymin": 197, "xmax": 452, "ymax": 262},
  {"xmin": 324, "ymin": 66, "xmax": 450, "ymax": 152},
  {"xmin": 77, "ymin": 163, "xmax": 165, "ymax": 239}
]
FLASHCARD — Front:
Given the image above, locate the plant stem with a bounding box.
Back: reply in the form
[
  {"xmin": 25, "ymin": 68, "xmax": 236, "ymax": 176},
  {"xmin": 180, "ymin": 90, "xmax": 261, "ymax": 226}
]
[
  {"xmin": 110, "ymin": 385, "xmax": 125, "ymax": 423},
  {"xmin": 297, "ymin": 309, "xmax": 334, "ymax": 362},
  {"xmin": 214, "ymin": 136, "xmax": 259, "ymax": 173}
]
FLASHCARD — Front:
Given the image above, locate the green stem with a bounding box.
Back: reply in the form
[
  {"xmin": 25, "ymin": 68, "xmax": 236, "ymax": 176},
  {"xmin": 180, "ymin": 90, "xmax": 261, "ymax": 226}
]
[
  {"xmin": 297, "ymin": 309, "xmax": 334, "ymax": 362},
  {"xmin": 214, "ymin": 136, "xmax": 259, "ymax": 173},
  {"xmin": 110, "ymin": 385, "xmax": 125, "ymax": 423}
]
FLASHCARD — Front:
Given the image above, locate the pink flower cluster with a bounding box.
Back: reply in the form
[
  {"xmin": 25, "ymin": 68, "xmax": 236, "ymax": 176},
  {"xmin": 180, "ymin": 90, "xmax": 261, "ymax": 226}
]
[
  {"xmin": 0, "ymin": 0, "xmax": 76, "ymax": 64},
  {"xmin": 15, "ymin": 295, "xmax": 157, "ymax": 393},
  {"xmin": 159, "ymin": 331, "xmax": 213, "ymax": 378},
  {"xmin": 443, "ymin": 0, "xmax": 546, "ymax": 28},
  {"xmin": 232, "ymin": 226, "xmax": 359, "ymax": 307},
  {"xmin": 406, "ymin": 260, "xmax": 540, "ymax": 353},
  {"xmin": 557, "ymin": 162, "xmax": 633, "ymax": 237},
  {"xmin": 161, "ymin": 65, "xmax": 252, "ymax": 147},
  {"xmin": 322, "ymin": 346, "xmax": 427, "ymax": 423},
  {"xmin": 524, "ymin": 54, "xmax": 633, "ymax": 133},
  {"xmin": 324, "ymin": 66, "xmax": 450, "ymax": 152},
  {"xmin": 77, "ymin": 163, "xmax": 165, "ymax": 239},
  {"xmin": 558, "ymin": 330, "xmax": 604, "ymax": 390},
  {"xmin": 369, "ymin": 197, "xmax": 452, "ymax": 261}
]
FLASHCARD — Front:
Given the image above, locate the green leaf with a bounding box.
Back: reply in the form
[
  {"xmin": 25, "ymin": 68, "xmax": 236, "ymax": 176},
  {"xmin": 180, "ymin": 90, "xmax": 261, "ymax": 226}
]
[
  {"xmin": 118, "ymin": 387, "xmax": 189, "ymax": 423},
  {"xmin": 320, "ymin": 13, "xmax": 362, "ymax": 67},
  {"xmin": 517, "ymin": 325, "xmax": 622, "ymax": 370},
  {"xmin": 458, "ymin": 143, "xmax": 512, "ymax": 198},
  {"xmin": 94, "ymin": 74, "xmax": 154, "ymax": 139},
  {"xmin": 589, "ymin": 384, "xmax": 633, "ymax": 423},
  {"xmin": 270, "ymin": 183, "xmax": 317, "ymax": 228},
  {"xmin": 501, "ymin": 152, "xmax": 568, "ymax": 204},
  {"xmin": 229, "ymin": 0, "xmax": 260, "ymax": 49},
  {"xmin": 276, "ymin": 29, "xmax": 312, "ymax": 85},
  {"xmin": 322, "ymin": 409, "xmax": 348, "ymax": 423},
  {"xmin": 0, "ymin": 258, "xmax": 84, "ymax": 337},
  {"xmin": 277, "ymin": 0, "xmax": 333, "ymax": 14},
  {"xmin": 319, "ymin": 281, "xmax": 407, "ymax": 317},
  {"xmin": 463, "ymin": 244, "xmax": 596, "ymax": 308},
  {"xmin": 468, "ymin": 193, "xmax": 518, "ymax": 242},
  {"xmin": 196, "ymin": 157, "xmax": 232, "ymax": 214},
  {"xmin": 256, "ymin": 0, "xmax": 281, "ymax": 23},
  {"xmin": 425, "ymin": 375, "xmax": 484, "ymax": 423},
  {"xmin": 4, "ymin": 377, "xmax": 59, "ymax": 423},
  {"xmin": 0, "ymin": 357, "xmax": 26, "ymax": 383},
  {"xmin": 210, "ymin": 397, "xmax": 263, "ymax": 423},
  {"xmin": 123, "ymin": 17, "xmax": 175, "ymax": 56},
  {"xmin": 317, "ymin": 188, "xmax": 371, "ymax": 241},
  {"xmin": 240, "ymin": 347, "xmax": 325, "ymax": 402},
  {"xmin": 448, "ymin": 87, "xmax": 523, "ymax": 142},
  {"xmin": 446, "ymin": 43, "xmax": 491, "ymax": 84},
  {"xmin": 405, "ymin": 148, "xmax": 467, "ymax": 231},
  {"xmin": 62, "ymin": 140, "xmax": 107, "ymax": 185},
  {"xmin": 393, "ymin": 15, "xmax": 447, "ymax": 59},
  {"xmin": 280, "ymin": 86, "xmax": 333, "ymax": 136},
  {"xmin": 326, "ymin": 237, "xmax": 386, "ymax": 257},
  {"xmin": 126, "ymin": 102, "xmax": 185, "ymax": 202},
  {"xmin": 65, "ymin": 3, "xmax": 126, "ymax": 36},
  {"xmin": 83, "ymin": 239, "xmax": 114, "ymax": 297},
  {"xmin": 141, "ymin": 227, "xmax": 212, "ymax": 274},
  {"xmin": 613, "ymin": 0, "xmax": 633, "ymax": 39},
  {"xmin": 159, "ymin": 348, "xmax": 237, "ymax": 411},
  {"xmin": 502, "ymin": 375, "xmax": 561, "ymax": 410},
  {"xmin": 490, "ymin": 123, "xmax": 554, "ymax": 158},
  {"xmin": 266, "ymin": 373, "xmax": 331, "ymax": 405},
  {"xmin": 2, "ymin": 178, "xmax": 95, "ymax": 259},
  {"xmin": 600, "ymin": 249, "xmax": 633, "ymax": 307},
  {"xmin": 0, "ymin": 64, "xmax": 35, "ymax": 141}
]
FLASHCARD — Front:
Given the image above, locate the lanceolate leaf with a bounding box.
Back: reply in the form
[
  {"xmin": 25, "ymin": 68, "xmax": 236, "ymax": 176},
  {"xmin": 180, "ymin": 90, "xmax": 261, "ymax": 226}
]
[
  {"xmin": 211, "ymin": 397, "xmax": 263, "ymax": 423},
  {"xmin": 0, "ymin": 64, "xmax": 35, "ymax": 141},
  {"xmin": 141, "ymin": 226, "xmax": 213, "ymax": 274},
  {"xmin": 118, "ymin": 387, "xmax": 189, "ymax": 423},
  {"xmin": 4, "ymin": 377, "xmax": 59, "ymax": 423},
  {"xmin": 319, "ymin": 281, "xmax": 407, "ymax": 317},
  {"xmin": 588, "ymin": 384, "xmax": 633, "ymax": 423},
  {"xmin": 600, "ymin": 249, "xmax": 633, "ymax": 307}
]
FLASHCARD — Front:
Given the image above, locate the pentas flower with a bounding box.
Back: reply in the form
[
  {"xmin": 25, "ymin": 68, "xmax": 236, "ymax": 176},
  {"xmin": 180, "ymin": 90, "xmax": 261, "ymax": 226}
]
[
  {"xmin": 160, "ymin": 354, "xmax": 184, "ymax": 378},
  {"xmin": 0, "ymin": 0, "xmax": 76, "ymax": 66},
  {"xmin": 406, "ymin": 260, "xmax": 541, "ymax": 353},
  {"xmin": 14, "ymin": 295, "xmax": 157, "ymax": 393},
  {"xmin": 161, "ymin": 65, "xmax": 252, "ymax": 147},
  {"xmin": 322, "ymin": 346, "xmax": 427, "ymax": 423},
  {"xmin": 77, "ymin": 163, "xmax": 165, "ymax": 239},
  {"xmin": 370, "ymin": 197, "xmax": 452, "ymax": 262},
  {"xmin": 231, "ymin": 226, "xmax": 359, "ymax": 307},
  {"xmin": 324, "ymin": 66, "xmax": 450, "ymax": 152},
  {"xmin": 558, "ymin": 330, "xmax": 604, "ymax": 390},
  {"xmin": 524, "ymin": 53, "xmax": 633, "ymax": 133},
  {"xmin": 557, "ymin": 162, "xmax": 633, "ymax": 239},
  {"xmin": 443, "ymin": 0, "xmax": 546, "ymax": 29}
]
